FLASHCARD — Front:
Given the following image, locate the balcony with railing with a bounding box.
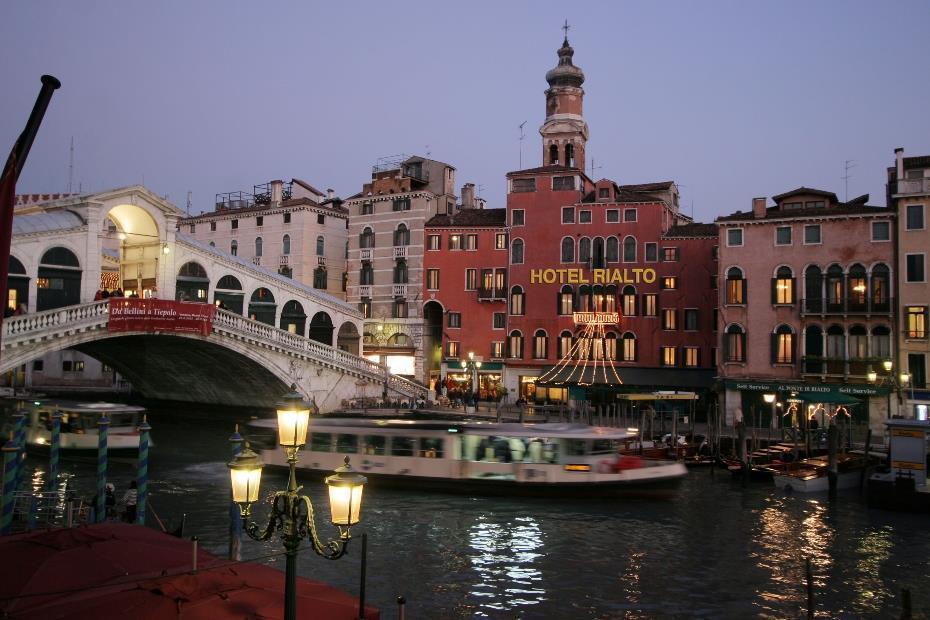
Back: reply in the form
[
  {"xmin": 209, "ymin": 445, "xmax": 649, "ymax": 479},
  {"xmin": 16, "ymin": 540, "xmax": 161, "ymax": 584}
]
[
  {"xmin": 393, "ymin": 246, "xmax": 408, "ymax": 259},
  {"xmin": 477, "ymin": 287, "xmax": 507, "ymax": 301},
  {"xmin": 800, "ymin": 297, "xmax": 894, "ymax": 316},
  {"xmin": 279, "ymin": 255, "xmax": 289, "ymax": 266},
  {"xmin": 801, "ymin": 356, "xmax": 878, "ymax": 378},
  {"xmin": 392, "ymin": 284, "xmax": 408, "ymax": 298},
  {"xmin": 358, "ymin": 285, "xmax": 372, "ymax": 299},
  {"xmin": 359, "ymin": 249, "xmax": 372, "ymax": 261},
  {"xmin": 317, "ymin": 256, "xmax": 326, "ymax": 266},
  {"xmin": 893, "ymin": 178, "xmax": 930, "ymax": 196},
  {"xmin": 251, "ymin": 256, "xmax": 261, "ymax": 266}
]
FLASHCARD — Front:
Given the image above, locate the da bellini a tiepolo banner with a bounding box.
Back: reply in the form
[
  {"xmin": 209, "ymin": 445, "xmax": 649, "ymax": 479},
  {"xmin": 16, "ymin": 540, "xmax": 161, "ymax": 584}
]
[{"xmin": 108, "ymin": 299, "xmax": 215, "ymax": 336}]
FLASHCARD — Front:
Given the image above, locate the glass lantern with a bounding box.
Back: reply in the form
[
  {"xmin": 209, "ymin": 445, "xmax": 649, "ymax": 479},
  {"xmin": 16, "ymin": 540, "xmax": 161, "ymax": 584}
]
[
  {"xmin": 276, "ymin": 388, "xmax": 311, "ymax": 448},
  {"xmin": 325, "ymin": 457, "xmax": 367, "ymax": 529},
  {"xmin": 228, "ymin": 446, "xmax": 264, "ymax": 507}
]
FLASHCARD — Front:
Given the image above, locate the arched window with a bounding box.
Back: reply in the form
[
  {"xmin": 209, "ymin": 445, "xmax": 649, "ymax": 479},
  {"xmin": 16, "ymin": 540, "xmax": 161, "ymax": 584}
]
[
  {"xmin": 283, "ymin": 234, "xmax": 291, "ymax": 255},
  {"xmin": 393, "ymin": 224, "xmax": 409, "ymax": 247},
  {"xmin": 254, "ymin": 237, "xmax": 263, "ymax": 257},
  {"xmin": 726, "ymin": 267, "xmax": 745, "ymax": 305},
  {"xmin": 804, "ymin": 265, "xmax": 823, "ymax": 312},
  {"xmin": 360, "ymin": 227, "xmax": 374, "ymax": 249},
  {"xmin": 360, "ymin": 262, "xmax": 373, "ymax": 286},
  {"xmin": 511, "ymin": 239, "xmax": 524, "ymax": 264},
  {"xmin": 826, "ymin": 264, "xmax": 844, "ymax": 310},
  {"xmin": 558, "ymin": 330, "xmax": 573, "ymax": 358},
  {"xmin": 508, "ymin": 330, "xmax": 524, "ymax": 359},
  {"xmin": 510, "ymin": 286, "xmax": 525, "ymax": 315},
  {"xmin": 604, "ymin": 332, "xmax": 617, "ymax": 361},
  {"xmin": 561, "ymin": 237, "xmax": 575, "ymax": 263},
  {"xmin": 804, "ymin": 325, "xmax": 824, "ymax": 373},
  {"xmin": 849, "ymin": 324, "xmax": 868, "ymax": 358},
  {"xmin": 621, "ymin": 332, "xmax": 637, "ymax": 362},
  {"xmin": 533, "ymin": 330, "xmax": 548, "ymax": 359},
  {"xmin": 230, "ymin": 240, "xmax": 238, "ymax": 256},
  {"xmin": 577, "ymin": 285, "xmax": 591, "ymax": 312},
  {"xmin": 606, "ymin": 237, "xmax": 619, "ymax": 262},
  {"xmin": 623, "ymin": 236, "xmax": 636, "ymax": 262},
  {"xmin": 871, "ymin": 264, "xmax": 890, "ymax": 310},
  {"xmin": 725, "ymin": 324, "xmax": 746, "ymax": 363},
  {"xmin": 772, "ymin": 324, "xmax": 795, "ymax": 364},
  {"xmin": 313, "ymin": 267, "xmax": 327, "ymax": 289},
  {"xmin": 592, "ymin": 237, "xmax": 606, "ymax": 269},
  {"xmin": 621, "ymin": 285, "xmax": 637, "ymax": 316},
  {"xmin": 579, "ymin": 237, "xmax": 591, "ymax": 264},
  {"xmin": 549, "ymin": 144, "xmax": 559, "ymax": 165},
  {"xmin": 558, "ymin": 285, "xmax": 574, "ymax": 315},
  {"xmin": 565, "ymin": 143, "xmax": 575, "ymax": 168},
  {"xmin": 848, "ymin": 264, "xmax": 867, "ymax": 310},
  {"xmin": 871, "ymin": 325, "xmax": 891, "ymax": 359},
  {"xmin": 826, "ymin": 325, "xmax": 845, "ymax": 359},
  {"xmin": 316, "ymin": 235, "xmax": 325, "ymax": 257},
  {"xmin": 393, "ymin": 260, "xmax": 408, "ymax": 284},
  {"xmin": 773, "ymin": 266, "xmax": 794, "ymax": 304}
]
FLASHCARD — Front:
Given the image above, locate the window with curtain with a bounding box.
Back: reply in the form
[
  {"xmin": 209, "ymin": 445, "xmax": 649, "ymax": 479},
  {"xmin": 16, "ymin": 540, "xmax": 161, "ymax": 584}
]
[
  {"xmin": 725, "ymin": 325, "xmax": 745, "ymax": 362},
  {"xmin": 508, "ymin": 331, "xmax": 524, "ymax": 359},
  {"xmin": 622, "ymin": 286, "xmax": 636, "ymax": 316},
  {"xmin": 533, "ymin": 330, "xmax": 548, "ymax": 359},
  {"xmin": 622, "ymin": 332, "xmax": 637, "ymax": 361},
  {"xmin": 773, "ymin": 325, "xmax": 795, "ymax": 364},
  {"xmin": 558, "ymin": 331, "xmax": 573, "ymax": 358},
  {"xmin": 773, "ymin": 266, "xmax": 794, "ymax": 304},
  {"xmin": 510, "ymin": 286, "xmax": 525, "ymax": 315},
  {"xmin": 558, "ymin": 286, "xmax": 574, "ymax": 315},
  {"xmin": 726, "ymin": 267, "xmax": 745, "ymax": 304}
]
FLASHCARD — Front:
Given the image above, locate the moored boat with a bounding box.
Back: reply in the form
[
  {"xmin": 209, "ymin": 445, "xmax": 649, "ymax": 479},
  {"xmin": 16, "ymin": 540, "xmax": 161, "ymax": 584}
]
[
  {"xmin": 772, "ymin": 454, "xmax": 869, "ymax": 493},
  {"xmin": 22, "ymin": 400, "xmax": 149, "ymax": 461},
  {"xmin": 248, "ymin": 418, "xmax": 687, "ymax": 497}
]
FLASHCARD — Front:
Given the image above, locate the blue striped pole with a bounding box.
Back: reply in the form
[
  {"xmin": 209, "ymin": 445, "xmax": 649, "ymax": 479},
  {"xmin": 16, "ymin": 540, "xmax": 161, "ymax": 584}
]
[
  {"xmin": 10, "ymin": 408, "xmax": 26, "ymax": 494},
  {"xmin": 228, "ymin": 424, "xmax": 243, "ymax": 560},
  {"xmin": 2, "ymin": 433, "xmax": 17, "ymax": 535},
  {"xmin": 49, "ymin": 409, "xmax": 62, "ymax": 490},
  {"xmin": 135, "ymin": 416, "xmax": 151, "ymax": 525},
  {"xmin": 96, "ymin": 415, "xmax": 110, "ymax": 523}
]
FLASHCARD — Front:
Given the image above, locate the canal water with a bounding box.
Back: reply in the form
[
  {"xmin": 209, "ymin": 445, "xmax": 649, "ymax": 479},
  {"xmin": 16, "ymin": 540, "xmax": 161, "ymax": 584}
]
[{"xmin": 10, "ymin": 403, "xmax": 930, "ymax": 619}]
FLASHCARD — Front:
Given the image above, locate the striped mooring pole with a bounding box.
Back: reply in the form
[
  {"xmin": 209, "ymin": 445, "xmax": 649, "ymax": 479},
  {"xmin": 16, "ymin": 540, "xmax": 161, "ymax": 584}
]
[
  {"xmin": 136, "ymin": 415, "xmax": 151, "ymax": 525},
  {"xmin": 49, "ymin": 409, "xmax": 63, "ymax": 489},
  {"xmin": 96, "ymin": 414, "xmax": 110, "ymax": 523},
  {"xmin": 228, "ymin": 424, "xmax": 243, "ymax": 561},
  {"xmin": 10, "ymin": 408, "xmax": 26, "ymax": 493},
  {"xmin": 1, "ymin": 433, "xmax": 18, "ymax": 535}
]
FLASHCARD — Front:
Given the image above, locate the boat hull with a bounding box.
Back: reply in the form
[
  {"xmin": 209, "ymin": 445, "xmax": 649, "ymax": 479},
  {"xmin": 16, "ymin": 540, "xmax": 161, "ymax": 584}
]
[{"xmin": 773, "ymin": 470, "xmax": 862, "ymax": 493}]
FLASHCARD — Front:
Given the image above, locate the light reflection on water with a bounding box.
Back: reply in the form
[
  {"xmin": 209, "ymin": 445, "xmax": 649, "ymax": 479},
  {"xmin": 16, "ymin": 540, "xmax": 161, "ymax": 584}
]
[{"xmin": 12, "ymin": 411, "xmax": 930, "ymax": 619}]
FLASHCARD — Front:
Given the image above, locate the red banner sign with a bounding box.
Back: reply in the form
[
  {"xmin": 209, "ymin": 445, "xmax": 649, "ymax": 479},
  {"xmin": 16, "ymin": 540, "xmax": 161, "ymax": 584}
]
[{"xmin": 108, "ymin": 299, "xmax": 215, "ymax": 336}]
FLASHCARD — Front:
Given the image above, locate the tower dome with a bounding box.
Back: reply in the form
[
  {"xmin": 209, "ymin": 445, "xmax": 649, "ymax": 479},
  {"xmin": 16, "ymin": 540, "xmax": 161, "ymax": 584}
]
[{"xmin": 545, "ymin": 38, "xmax": 585, "ymax": 88}]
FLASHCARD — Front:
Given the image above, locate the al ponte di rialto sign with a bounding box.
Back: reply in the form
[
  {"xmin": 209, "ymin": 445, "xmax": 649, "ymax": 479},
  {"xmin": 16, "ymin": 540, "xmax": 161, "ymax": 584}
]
[{"xmin": 529, "ymin": 267, "xmax": 657, "ymax": 285}]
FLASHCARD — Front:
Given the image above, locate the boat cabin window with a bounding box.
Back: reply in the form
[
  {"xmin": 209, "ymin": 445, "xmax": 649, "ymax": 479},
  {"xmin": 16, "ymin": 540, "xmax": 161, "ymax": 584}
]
[
  {"xmin": 336, "ymin": 434, "xmax": 358, "ymax": 454},
  {"xmin": 390, "ymin": 436, "xmax": 415, "ymax": 457},
  {"xmin": 362, "ymin": 435, "xmax": 385, "ymax": 455},
  {"xmin": 591, "ymin": 439, "xmax": 617, "ymax": 455},
  {"xmin": 566, "ymin": 439, "xmax": 588, "ymax": 456},
  {"xmin": 419, "ymin": 437, "xmax": 444, "ymax": 458},
  {"xmin": 309, "ymin": 433, "xmax": 333, "ymax": 452}
]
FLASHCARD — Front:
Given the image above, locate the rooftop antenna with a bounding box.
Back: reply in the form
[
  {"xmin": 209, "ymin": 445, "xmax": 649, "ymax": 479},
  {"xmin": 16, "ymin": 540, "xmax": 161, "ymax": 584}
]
[
  {"xmin": 842, "ymin": 159, "xmax": 856, "ymax": 202},
  {"xmin": 425, "ymin": 144, "xmax": 431, "ymax": 158},
  {"xmin": 588, "ymin": 158, "xmax": 603, "ymax": 178},
  {"xmin": 186, "ymin": 191, "xmax": 192, "ymax": 216},
  {"xmin": 477, "ymin": 183, "xmax": 485, "ymax": 197},
  {"xmin": 67, "ymin": 136, "xmax": 74, "ymax": 193},
  {"xmin": 518, "ymin": 121, "xmax": 527, "ymax": 169}
]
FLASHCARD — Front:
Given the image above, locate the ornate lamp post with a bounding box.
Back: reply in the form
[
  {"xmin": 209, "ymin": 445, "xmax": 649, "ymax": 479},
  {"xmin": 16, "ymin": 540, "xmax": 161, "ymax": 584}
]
[
  {"xmin": 461, "ymin": 351, "xmax": 482, "ymax": 403},
  {"xmin": 228, "ymin": 387, "xmax": 367, "ymax": 620},
  {"xmin": 763, "ymin": 393, "xmax": 777, "ymax": 432},
  {"xmin": 867, "ymin": 360, "xmax": 911, "ymax": 419}
]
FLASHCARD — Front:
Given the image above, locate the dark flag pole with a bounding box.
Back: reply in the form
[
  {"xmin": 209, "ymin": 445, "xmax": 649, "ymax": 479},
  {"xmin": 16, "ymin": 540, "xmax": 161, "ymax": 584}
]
[{"xmin": 0, "ymin": 75, "xmax": 61, "ymax": 352}]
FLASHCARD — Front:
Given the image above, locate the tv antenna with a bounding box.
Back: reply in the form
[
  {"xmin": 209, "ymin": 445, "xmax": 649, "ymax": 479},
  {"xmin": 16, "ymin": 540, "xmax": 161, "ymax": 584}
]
[
  {"xmin": 518, "ymin": 121, "xmax": 527, "ymax": 169},
  {"xmin": 842, "ymin": 159, "xmax": 856, "ymax": 202},
  {"xmin": 425, "ymin": 144, "xmax": 431, "ymax": 158},
  {"xmin": 589, "ymin": 158, "xmax": 603, "ymax": 178},
  {"xmin": 186, "ymin": 191, "xmax": 192, "ymax": 216},
  {"xmin": 67, "ymin": 137, "xmax": 74, "ymax": 193}
]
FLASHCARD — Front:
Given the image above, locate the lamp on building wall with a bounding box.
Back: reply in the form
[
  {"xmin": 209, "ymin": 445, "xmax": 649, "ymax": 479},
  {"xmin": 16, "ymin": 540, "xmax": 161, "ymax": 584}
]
[
  {"xmin": 227, "ymin": 386, "xmax": 366, "ymax": 620},
  {"xmin": 867, "ymin": 361, "xmax": 911, "ymax": 419}
]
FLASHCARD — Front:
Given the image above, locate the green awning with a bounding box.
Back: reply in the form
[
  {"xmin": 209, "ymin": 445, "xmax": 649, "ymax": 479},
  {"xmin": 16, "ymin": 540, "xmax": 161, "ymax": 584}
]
[{"xmin": 795, "ymin": 392, "xmax": 861, "ymax": 405}]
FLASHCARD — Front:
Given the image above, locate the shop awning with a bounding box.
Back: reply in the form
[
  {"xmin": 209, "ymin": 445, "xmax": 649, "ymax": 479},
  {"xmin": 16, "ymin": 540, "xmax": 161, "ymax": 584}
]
[
  {"xmin": 536, "ymin": 366, "xmax": 714, "ymax": 389},
  {"xmin": 794, "ymin": 392, "xmax": 861, "ymax": 405}
]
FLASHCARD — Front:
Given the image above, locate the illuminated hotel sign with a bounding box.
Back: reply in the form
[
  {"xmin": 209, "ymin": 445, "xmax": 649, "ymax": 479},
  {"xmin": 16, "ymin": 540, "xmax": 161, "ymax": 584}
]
[
  {"xmin": 573, "ymin": 312, "xmax": 619, "ymax": 325},
  {"xmin": 529, "ymin": 267, "xmax": 657, "ymax": 285}
]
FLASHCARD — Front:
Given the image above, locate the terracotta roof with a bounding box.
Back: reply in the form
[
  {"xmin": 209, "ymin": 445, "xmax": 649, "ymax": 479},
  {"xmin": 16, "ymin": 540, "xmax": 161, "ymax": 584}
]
[
  {"xmin": 664, "ymin": 223, "xmax": 717, "ymax": 238},
  {"xmin": 506, "ymin": 164, "xmax": 580, "ymax": 176},
  {"xmin": 425, "ymin": 208, "xmax": 507, "ymax": 227},
  {"xmin": 716, "ymin": 203, "xmax": 891, "ymax": 222},
  {"xmin": 620, "ymin": 181, "xmax": 674, "ymax": 192},
  {"xmin": 771, "ymin": 187, "xmax": 838, "ymax": 202},
  {"xmin": 292, "ymin": 178, "xmax": 324, "ymax": 196},
  {"xmin": 580, "ymin": 189, "xmax": 663, "ymax": 204},
  {"xmin": 180, "ymin": 197, "xmax": 346, "ymax": 221}
]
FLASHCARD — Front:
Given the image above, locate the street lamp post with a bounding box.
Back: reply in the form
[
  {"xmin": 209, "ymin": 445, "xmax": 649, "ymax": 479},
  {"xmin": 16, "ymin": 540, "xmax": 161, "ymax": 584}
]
[
  {"xmin": 763, "ymin": 393, "xmax": 777, "ymax": 438},
  {"xmin": 228, "ymin": 387, "xmax": 367, "ymax": 620},
  {"xmin": 461, "ymin": 352, "xmax": 482, "ymax": 406},
  {"xmin": 867, "ymin": 360, "xmax": 911, "ymax": 419}
]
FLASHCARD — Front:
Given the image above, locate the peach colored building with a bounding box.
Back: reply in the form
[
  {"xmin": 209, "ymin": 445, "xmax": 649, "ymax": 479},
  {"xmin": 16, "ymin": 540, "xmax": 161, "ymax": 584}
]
[
  {"xmin": 716, "ymin": 188, "xmax": 896, "ymax": 431},
  {"xmin": 888, "ymin": 148, "xmax": 930, "ymax": 421}
]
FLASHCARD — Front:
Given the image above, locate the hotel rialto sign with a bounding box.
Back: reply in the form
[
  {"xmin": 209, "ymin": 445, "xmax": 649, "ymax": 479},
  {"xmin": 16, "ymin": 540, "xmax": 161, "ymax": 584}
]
[{"xmin": 529, "ymin": 267, "xmax": 657, "ymax": 285}]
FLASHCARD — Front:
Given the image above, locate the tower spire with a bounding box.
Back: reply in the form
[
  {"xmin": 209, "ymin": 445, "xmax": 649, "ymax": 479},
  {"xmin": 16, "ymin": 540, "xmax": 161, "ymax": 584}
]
[{"xmin": 540, "ymin": 29, "xmax": 589, "ymax": 171}]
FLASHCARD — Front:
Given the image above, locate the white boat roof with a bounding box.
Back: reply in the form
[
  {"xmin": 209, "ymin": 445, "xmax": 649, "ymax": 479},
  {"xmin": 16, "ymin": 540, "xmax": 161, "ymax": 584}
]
[
  {"xmin": 249, "ymin": 417, "xmax": 638, "ymax": 440},
  {"xmin": 30, "ymin": 400, "xmax": 146, "ymax": 414}
]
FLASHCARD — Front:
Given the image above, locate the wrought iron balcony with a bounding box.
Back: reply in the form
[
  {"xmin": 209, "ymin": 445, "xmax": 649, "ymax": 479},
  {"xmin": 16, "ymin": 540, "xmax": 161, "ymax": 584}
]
[
  {"xmin": 392, "ymin": 284, "xmax": 408, "ymax": 298},
  {"xmin": 317, "ymin": 256, "xmax": 326, "ymax": 266},
  {"xmin": 800, "ymin": 297, "xmax": 893, "ymax": 316},
  {"xmin": 393, "ymin": 246, "xmax": 408, "ymax": 259},
  {"xmin": 251, "ymin": 256, "xmax": 261, "ymax": 266},
  {"xmin": 358, "ymin": 285, "xmax": 372, "ymax": 299},
  {"xmin": 801, "ymin": 356, "xmax": 876, "ymax": 377},
  {"xmin": 359, "ymin": 249, "xmax": 372, "ymax": 261},
  {"xmin": 279, "ymin": 255, "xmax": 289, "ymax": 266},
  {"xmin": 477, "ymin": 287, "xmax": 507, "ymax": 301}
]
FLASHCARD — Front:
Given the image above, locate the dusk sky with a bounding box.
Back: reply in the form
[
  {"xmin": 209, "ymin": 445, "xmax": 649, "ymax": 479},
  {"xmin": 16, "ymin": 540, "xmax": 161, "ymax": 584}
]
[{"xmin": 2, "ymin": 1, "xmax": 928, "ymax": 223}]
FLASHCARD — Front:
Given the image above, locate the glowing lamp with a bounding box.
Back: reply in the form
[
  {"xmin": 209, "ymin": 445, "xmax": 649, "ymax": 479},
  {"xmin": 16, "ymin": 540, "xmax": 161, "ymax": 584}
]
[
  {"xmin": 228, "ymin": 446, "xmax": 264, "ymax": 506},
  {"xmin": 276, "ymin": 388, "xmax": 311, "ymax": 448},
  {"xmin": 900, "ymin": 372, "xmax": 910, "ymax": 385},
  {"xmin": 162, "ymin": 243, "xmax": 170, "ymax": 255},
  {"xmin": 882, "ymin": 359, "xmax": 893, "ymax": 372},
  {"xmin": 867, "ymin": 367, "xmax": 878, "ymax": 383},
  {"xmin": 325, "ymin": 456, "xmax": 367, "ymax": 529},
  {"xmin": 763, "ymin": 393, "xmax": 776, "ymax": 404}
]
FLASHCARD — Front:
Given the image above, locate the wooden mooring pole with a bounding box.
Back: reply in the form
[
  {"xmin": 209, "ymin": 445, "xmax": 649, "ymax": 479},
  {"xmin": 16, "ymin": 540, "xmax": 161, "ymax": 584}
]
[{"xmin": 827, "ymin": 422, "xmax": 838, "ymax": 500}]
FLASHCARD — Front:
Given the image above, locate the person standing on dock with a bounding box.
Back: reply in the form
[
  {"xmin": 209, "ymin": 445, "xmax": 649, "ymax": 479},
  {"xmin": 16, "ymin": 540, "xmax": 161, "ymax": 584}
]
[{"xmin": 122, "ymin": 480, "xmax": 138, "ymax": 523}]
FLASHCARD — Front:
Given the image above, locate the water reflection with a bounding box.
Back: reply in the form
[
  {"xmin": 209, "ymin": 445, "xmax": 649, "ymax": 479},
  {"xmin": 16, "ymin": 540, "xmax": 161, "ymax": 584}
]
[{"xmin": 468, "ymin": 515, "xmax": 545, "ymax": 615}]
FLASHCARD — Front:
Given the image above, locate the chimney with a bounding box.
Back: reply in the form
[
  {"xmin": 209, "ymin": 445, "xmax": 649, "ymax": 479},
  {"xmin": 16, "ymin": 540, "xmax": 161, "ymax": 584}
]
[
  {"xmin": 752, "ymin": 197, "xmax": 767, "ymax": 219},
  {"xmin": 895, "ymin": 147, "xmax": 904, "ymax": 180},
  {"xmin": 461, "ymin": 183, "xmax": 475, "ymax": 209},
  {"xmin": 327, "ymin": 188, "xmax": 334, "ymax": 200},
  {"xmin": 270, "ymin": 180, "xmax": 283, "ymax": 205}
]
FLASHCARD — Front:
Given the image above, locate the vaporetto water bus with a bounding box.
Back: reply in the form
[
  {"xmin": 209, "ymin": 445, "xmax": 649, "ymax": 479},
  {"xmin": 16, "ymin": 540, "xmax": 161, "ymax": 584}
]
[
  {"xmin": 21, "ymin": 400, "xmax": 149, "ymax": 461},
  {"xmin": 248, "ymin": 418, "xmax": 687, "ymax": 497}
]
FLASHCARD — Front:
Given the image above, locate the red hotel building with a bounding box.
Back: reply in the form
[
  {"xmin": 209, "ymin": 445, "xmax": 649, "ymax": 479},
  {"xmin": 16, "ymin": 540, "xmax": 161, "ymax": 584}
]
[{"xmin": 424, "ymin": 36, "xmax": 718, "ymax": 405}]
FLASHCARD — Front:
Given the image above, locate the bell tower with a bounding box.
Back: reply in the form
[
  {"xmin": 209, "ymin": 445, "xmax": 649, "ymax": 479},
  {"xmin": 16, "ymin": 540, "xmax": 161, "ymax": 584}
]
[{"xmin": 540, "ymin": 25, "xmax": 588, "ymax": 171}]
